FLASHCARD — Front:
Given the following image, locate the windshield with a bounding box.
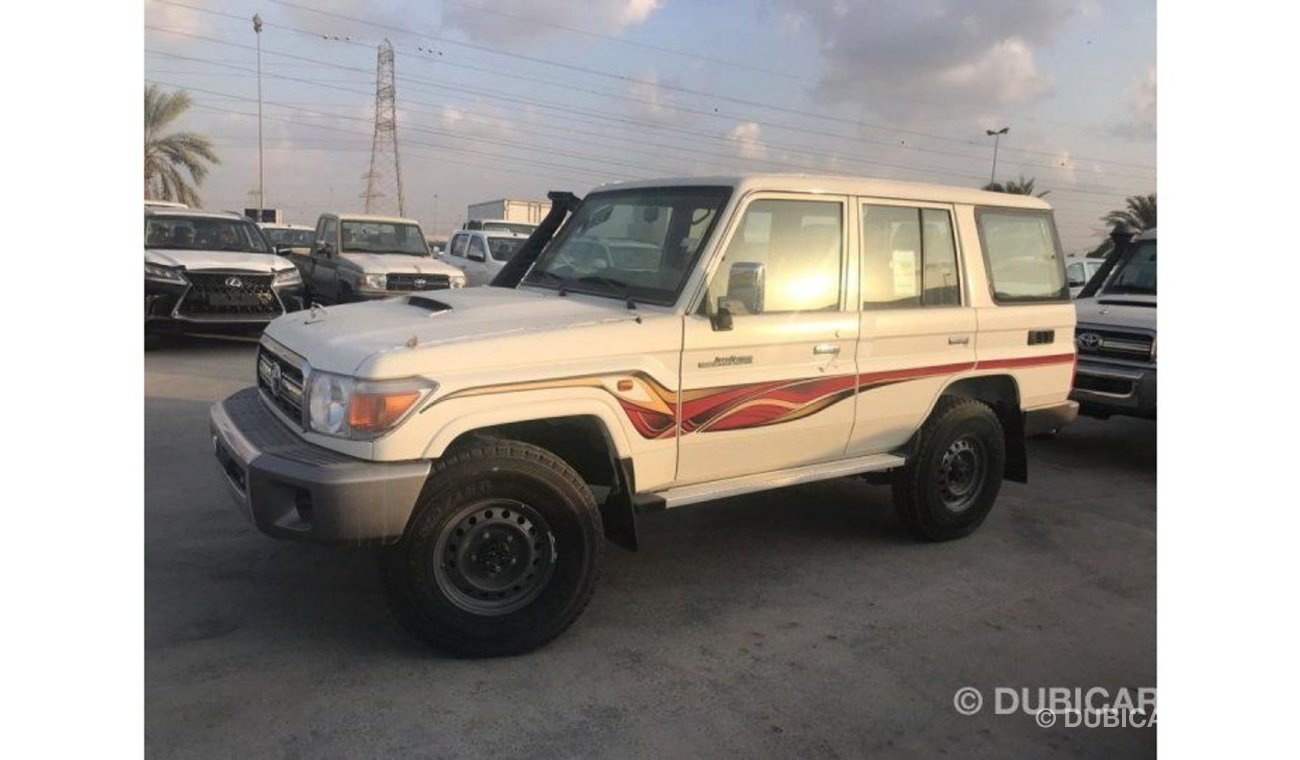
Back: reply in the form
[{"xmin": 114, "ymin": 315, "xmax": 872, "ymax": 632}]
[
  {"xmin": 262, "ymin": 228, "xmax": 314, "ymax": 248},
  {"xmin": 482, "ymin": 221, "xmax": 537, "ymax": 235},
  {"xmin": 522, "ymin": 186, "xmax": 732, "ymax": 305},
  {"xmin": 487, "ymin": 236, "xmax": 526, "ymax": 262},
  {"xmin": 341, "ymin": 221, "xmax": 428, "ymax": 255},
  {"xmin": 146, "ymin": 216, "xmax": 270, "ymax": 253},
  {"xmin": 1104, "ymin": 239, "xmax": 1156, "ymax": 296}
]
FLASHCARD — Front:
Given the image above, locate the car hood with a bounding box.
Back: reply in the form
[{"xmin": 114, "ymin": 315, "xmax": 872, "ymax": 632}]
[
  {"xmin": 1075, "ymin": 294, "xmax": 1157, "ymax": 331},
  {"xmin": 264, "ymin": 286, "xmax": 643, "ymax": 375},
  {"xmin": 339, "ymin": 253, "xmax": 464, "ymax": 277},
  {"xmin": 146, "ymin": 248, "xmax": 293, "ymax": 272}
]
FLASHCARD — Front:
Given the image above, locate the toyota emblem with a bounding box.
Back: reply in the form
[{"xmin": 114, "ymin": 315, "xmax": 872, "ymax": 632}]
[
  {"xmin": 1076, "ymin": 332, "xmax": 1103, "ymax": 351},
  {"xmin": 413, "ymin": 278, "xmax": 426, "ymax": 288},
  {"xmin": 268, "ymin": 362, "xmax": 283, "ymax": 396},
  {"xmin": 225, "ymin": 276, "xmax": 244, "ymax": 288}
]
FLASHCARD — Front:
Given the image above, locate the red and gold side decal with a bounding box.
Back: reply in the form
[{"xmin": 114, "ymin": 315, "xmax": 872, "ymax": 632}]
[{"xmin": 436, "ymin": 353, "xmax": 1075, "ymax": 440}]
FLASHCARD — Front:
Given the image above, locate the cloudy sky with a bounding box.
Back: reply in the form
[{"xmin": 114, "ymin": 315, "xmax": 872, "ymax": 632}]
[{"xmin": 144, "ymin": 0, "xmax": 1155, "ymax": 252}]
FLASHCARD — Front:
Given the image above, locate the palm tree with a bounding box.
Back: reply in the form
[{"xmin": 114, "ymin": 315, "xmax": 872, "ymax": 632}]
[
  {"xmin": 1102, "ymin": 193, "xmax": 1157, "ymax": 232},
  {"xmin": 144, "ymin": 85, "xmax": 219, "ymax": 207},
  {"xmin": 982, "ymin": 174, "xmax": 1049, "ymax": 197}
]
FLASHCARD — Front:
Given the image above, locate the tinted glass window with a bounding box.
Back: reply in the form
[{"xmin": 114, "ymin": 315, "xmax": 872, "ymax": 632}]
[
  {"xmin": 468, "ymin": 236, "xmax": 488, "ymax": 261},
  {"xmin": 977, "ymin": 210, "xmax": 1067, "ymax": 302},
  {"xmin": 449, "ymin": 234, "xmax": 468, "ymax": 258},
  {"xmin": 146, "ymin": 216, "xmax": 270, "ymax": 253},
  {"xmin": 488, "ymin": 236, "xmax": 525, "ymax": 262},
  {"xmin": 318, "ymin": 219, "xmax": 337, "ymax": 253},
  {"xmin": 707, "ymin": 199, "xmax": 843, "ymax": 315},
  {"xmin": 861, "ymin": 206, "xmax": 960, "ymax": 309},
  {"xmin": 523, "ymin": 186, "xmax": 732, "ymax": 306},
  {"xmin": 1105, "ymin": 240, "xmax": 1156, "ymax": 295}
]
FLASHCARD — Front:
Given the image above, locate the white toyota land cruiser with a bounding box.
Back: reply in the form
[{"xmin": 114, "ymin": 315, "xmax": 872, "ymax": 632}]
[{"xmin": 211, "ymin": 175, "xmax": 1078, "ymax": 657}]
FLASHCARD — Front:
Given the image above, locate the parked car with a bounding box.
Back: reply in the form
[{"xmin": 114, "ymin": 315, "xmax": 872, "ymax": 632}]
[
  {"xmin": 288, "ymin": 213, "xmax": 465, "ymax": 303},
  {"xmin": 145, "ymin": 208, "xmax": 305, "ymax": 345},
  {"xmin": 1071, "ymin": 228, "xmax": 1156, "ymax": 420},
  {"xmin": 444, "ymin": 228, "xmax": 529, "ymax": 286},
  {"xmin": 211, "ymin": 174, "xmax": 1078, "ymax": 657},
  {"xmin": 1066, "ymin": 258, "xmax": 1105, "ymax": 298},
  {"xmin": 464, "ymin": 218, "xmax": 538, "ymax": 235},
  {"xmin": 259, "ymin": 222, "xmax": 315, "ymax": 256}
]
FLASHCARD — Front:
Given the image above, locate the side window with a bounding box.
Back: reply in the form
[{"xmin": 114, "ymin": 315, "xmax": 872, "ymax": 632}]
[
  {"xmin": 450, "ymin": 234, "xmax": 468, "ymax": 258},
  {"xmin": 1066, "ymin": 261, "xmax": 1086, "ymax": 287},
  {"xmin": 861, "ymin": 205, "xmax": 960, "ymax": 309},
  {"xmin": 317, "ymin": 219, "xmax": 337, "ymax": 256},
  {"xmin": 468, "ymin": 236, "xmax": 488, "ymax": 262},
  {"xmin": 707, "ymin": 199, "xmax": 843, "ymax": 315},
  {"xmin": 976, "ymin": 210, "xmax": 1068, "ymax": 302}
]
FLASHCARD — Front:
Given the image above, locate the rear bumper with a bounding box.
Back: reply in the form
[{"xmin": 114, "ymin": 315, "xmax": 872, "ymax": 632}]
[
  {"xmin": 1024, "ymin": 401, "xmax": 1079, "ymax": 436},
  {"xmin": 1070, "ymin": 360, "xmax": 1157, "ymax": 420},
  {"xmin": 209, "ymin": 387, "xmax": 430, "ymax": 544}
]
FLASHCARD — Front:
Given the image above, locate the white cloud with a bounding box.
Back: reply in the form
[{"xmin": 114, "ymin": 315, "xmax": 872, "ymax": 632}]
[
  {"xmin": 776, "ymin": 0, "xmax": 1075, "ymax": 122},
  {"xmin": 1129, "ymin": 66, "xmax": 1157, "ymax": 136},
  {"xmin": 443, "ymin": 0, "xmax": 663, "ymax": 44},
  {"xmin": 726, "ymin": 122, "xmax": 768, "ymax": 161}
]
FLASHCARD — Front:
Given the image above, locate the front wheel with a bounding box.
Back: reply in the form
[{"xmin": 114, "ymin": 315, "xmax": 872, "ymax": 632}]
[
  {"xmin": 382, "ymin": 438, "xmax": 604, "ymax": 657},
  {"xmin": 892, "ymin": 396, "xmax": 1006, "ymax": 542}
]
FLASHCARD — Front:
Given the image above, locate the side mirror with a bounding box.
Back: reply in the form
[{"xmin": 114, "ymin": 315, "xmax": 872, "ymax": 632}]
[
  {"xmin": 726, "ymin": 261, "xmax": 765, "ymax": 315},
  {"xmin": 317, "ymin": 242, "xmax": 334, "ymax": 258},
  {"xmin": 710, "ymin": 302, "xmax": 734, "ymax": 331}
]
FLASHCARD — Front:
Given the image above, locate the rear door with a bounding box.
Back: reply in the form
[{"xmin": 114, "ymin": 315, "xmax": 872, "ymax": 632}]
[
  {"xmin": 677, "ymin": 193, "xmax": 858, "ymax": 485},
  {"xmin": 846, "ymin": 199, "xmax": 978, "ymax": 456}
]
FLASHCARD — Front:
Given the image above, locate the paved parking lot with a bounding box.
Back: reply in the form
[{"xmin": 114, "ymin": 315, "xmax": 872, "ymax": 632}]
[{"xmin": 146, "ymin": 336, "xmax": 1155, "ymax": 758}]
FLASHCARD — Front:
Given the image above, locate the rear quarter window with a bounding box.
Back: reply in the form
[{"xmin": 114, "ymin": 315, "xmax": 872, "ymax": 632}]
[{"xmin": 975, "ymin": 208, "xmax": 1068, "ymax": 303}]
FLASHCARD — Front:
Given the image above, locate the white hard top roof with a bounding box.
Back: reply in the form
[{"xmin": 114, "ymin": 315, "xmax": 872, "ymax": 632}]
[
  {"xmin": 144, "ymin": 208, "xmax": 247, "ymax": 220},
  {"xmin": 594, "ymin": 173, "xmax": 1053, "ymax": 210},
  {"xmin": 334, "ymin": 213, "xmax": 422, "ymax": 225}
]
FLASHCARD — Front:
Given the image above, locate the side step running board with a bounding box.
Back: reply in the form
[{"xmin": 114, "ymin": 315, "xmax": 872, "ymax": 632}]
[{"xmin": 641, "ymin": 452, "xmax": 907, "ymax": 511}]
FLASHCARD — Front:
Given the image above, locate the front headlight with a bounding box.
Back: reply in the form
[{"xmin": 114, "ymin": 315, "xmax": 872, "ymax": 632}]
[
  {"xmin": 145, "ymin": 262, "xmax": 187, "ymax": 284},
  {"xmin": 306, "ymin": 371, "xmax": 436, "ymax": 438},
  {"xmin": 361, "ymin": 273, "xmax": 387, "ymax": 291},
  {"xmin": 450, "ymin": 274, "xmax": 465, "ymax": 289},
  {"xmin": 273, "ymin": 267, "xmax": 302, "ymax": 287}
]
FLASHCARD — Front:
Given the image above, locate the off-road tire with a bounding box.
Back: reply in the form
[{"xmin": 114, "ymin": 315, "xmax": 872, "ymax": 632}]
[
  {"xmin": 892, "ymin": 396, "xmax": 1006, "ymax": 542},
  {"xmin": 382, "ymin": 438, "xmax": 604, "ymax": 657}
]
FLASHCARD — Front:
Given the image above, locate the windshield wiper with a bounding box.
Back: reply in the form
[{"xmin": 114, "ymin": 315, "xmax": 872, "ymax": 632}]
[{"xmin": 574, "ymin": 275, "xmax": 638, "ymax": 309}]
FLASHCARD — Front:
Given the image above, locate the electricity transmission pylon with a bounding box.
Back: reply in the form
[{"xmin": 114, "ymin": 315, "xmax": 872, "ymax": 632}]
[{"xmin": 362, "ymin": 39, "xmax": 405, "ymax": 216}]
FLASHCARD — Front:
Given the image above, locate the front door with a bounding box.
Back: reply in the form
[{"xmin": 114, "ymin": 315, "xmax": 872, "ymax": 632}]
[
  {"xmin": 676, "ymin": 194, "xmax": 859, "ymax": 485},
  {"xmin": 846, "ymin": 200, "xmax": 977, "ymax": 456},
  {"xmin": 311, "ymin": 216, "xmax": 340, "ymax": 302}
]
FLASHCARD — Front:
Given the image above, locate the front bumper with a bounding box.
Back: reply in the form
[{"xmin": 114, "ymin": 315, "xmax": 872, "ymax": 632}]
[
  {"xmin": 209, "ymin": 387, "xmax": 430, "ymax": 544},
  {"xmin": 146, "ymin": 283, "xmax": 306, "ymax": 330},
  {"xmin": 1070, "ymin": 359, "xmax": 1157, "ymax": 420}
]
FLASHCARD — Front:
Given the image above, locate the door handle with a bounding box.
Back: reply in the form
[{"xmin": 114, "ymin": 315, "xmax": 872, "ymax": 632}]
[
  {"xmin": 948, "ymin": 335, "xmax": 970, "ymax": 345},
  {"xmin": 813, "ymin": 343, "xmax": 841, "ymax": 355}
]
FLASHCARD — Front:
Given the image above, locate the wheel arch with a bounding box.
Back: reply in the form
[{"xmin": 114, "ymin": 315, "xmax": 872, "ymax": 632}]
[
  {"xmin": 924, "ymin": 373, "xmax": 1028, "ymax": 483},
  {"xmin": 433, "ymin": 407, "xmax": 640, "ymax": 551}
]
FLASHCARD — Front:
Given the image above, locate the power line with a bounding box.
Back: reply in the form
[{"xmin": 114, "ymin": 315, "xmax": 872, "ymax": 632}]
[
  {"xmin": 156, "ymin": 0, "xmax": 1156, "ymax": 175},
  {"xmin": 144, "ymin": 31, "xmax": 1148, "ymax": 202}
]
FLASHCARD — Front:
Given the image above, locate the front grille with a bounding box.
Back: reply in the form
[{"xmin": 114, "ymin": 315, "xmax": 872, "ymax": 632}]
[
  {"xmin": 387, "ymin": 273, "xmax": 449, "ymax": 291},
  {"xmin": 1074, "ymin": 326, "xmax": 1154, "ymax": 363},
  {"xmin": 177, "ymin": 272, "xmax": 282, "ymax": 319},
  {"xmin": 257, "ymin": 344, "xmax": 305, "ymax": 425}
]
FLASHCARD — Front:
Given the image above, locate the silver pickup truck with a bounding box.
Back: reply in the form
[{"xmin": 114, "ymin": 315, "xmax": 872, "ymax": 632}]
[{"xmin": 289, "ymin": 213, "xmax": 466, "ymax": 303}]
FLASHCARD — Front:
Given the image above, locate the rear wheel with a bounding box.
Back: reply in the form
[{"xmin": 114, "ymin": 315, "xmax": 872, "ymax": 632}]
[
  {"xmin": 892, "ymin": 396, "xmax": 1006, "ymax": 541},
  {"xmin": 382, "ymin": 438, "xmax": 604, "ymax": 657}
]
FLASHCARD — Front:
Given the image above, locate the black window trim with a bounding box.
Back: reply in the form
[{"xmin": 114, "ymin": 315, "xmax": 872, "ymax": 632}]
[
  {"xmin": 974, "ymin": 206, "xmax": 1071, "ymax": 305},
  {"xmin": 860, "ymin": 203, "xmax": 963, "ymax": 311}
]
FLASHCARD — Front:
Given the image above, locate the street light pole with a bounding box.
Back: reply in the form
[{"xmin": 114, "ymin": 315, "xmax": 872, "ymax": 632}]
[
  {"xmin": 253, "ymin": 14, "xmax": 264, "ymax": 221},
  {"xmin": 432, "ymin": 194, "xmax": 439, "ymax": 236},
  {"xmin": 986, "ymin": 126, "xmax": 1009, "ymax": 186}
]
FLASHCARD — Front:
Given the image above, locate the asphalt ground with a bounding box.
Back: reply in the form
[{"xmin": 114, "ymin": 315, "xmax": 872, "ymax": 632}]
[{"xmin": 146, "ymin": 334, "xmax": 1156, "ymax": 758}]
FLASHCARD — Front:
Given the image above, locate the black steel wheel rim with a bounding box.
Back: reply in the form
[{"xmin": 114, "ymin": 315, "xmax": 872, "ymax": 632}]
[
  {"xmin": 937, "ymin": 435, "xmax": 987, "ymax": 513},
  {"xmin": 432, "ymin": 499, "xmax": 557, "ymax": 616}
]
